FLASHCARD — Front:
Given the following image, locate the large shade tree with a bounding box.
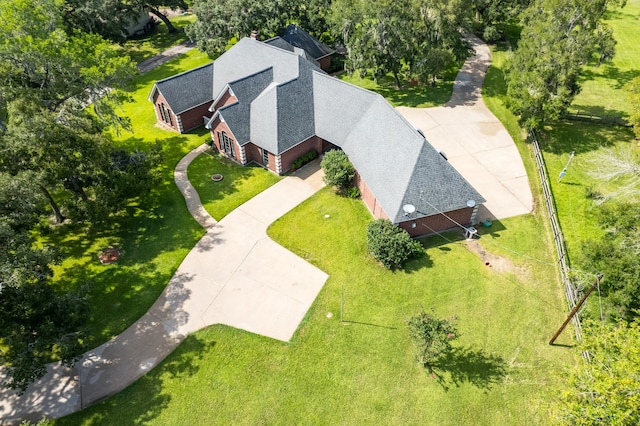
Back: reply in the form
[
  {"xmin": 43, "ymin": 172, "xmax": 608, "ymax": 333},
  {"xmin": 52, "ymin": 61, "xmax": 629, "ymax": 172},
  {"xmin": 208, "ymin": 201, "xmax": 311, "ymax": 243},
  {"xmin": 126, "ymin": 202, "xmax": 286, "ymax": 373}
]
[
  {"xmin": 505, "ymin": 0, "xmax": 622, "ymax": 130},
  {"xmin": 0, "ymin": 171, "xmax": 88, "ymax": 392},
  {"xmin": 0, "ymin": 0, "xmax": 160, "ymax": 224},
  {"xmin": 187, "ymin": 0, "xmax": 291, "ymax": 57},
  {"xmin": 0, "ymin": 0, "xmax": 158, "ymax": 391},
  {"xmin": 330, "ymin": 0, "xmax": 471, "ymax": 88}
]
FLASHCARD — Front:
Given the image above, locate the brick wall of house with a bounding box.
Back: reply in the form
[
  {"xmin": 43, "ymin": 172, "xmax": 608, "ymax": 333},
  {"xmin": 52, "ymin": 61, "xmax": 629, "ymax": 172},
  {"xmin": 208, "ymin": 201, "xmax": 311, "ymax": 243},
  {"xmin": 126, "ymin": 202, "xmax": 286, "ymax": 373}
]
[
  {"xmin": 212, "ymin": 89, "xmax": 238, "ymax": 111},
  {"xmin": 209, "ymin": 117, "xmax": 241, "ymax": 163},
  {"xmin": 153, "ymin": 92, "xmax": 179, "ymax": 132},
  {"xmin": 317, "ymin": 55, "xmax": 332, "ymax": 72},
  {"xmin": 279, "ymin": 136, "xmax": 323, "ymax": 173},
  {"xmin": 398, "ymin": 207, "xmax": 474, "ymax": 237},
  {"xmin": 179, "ymin": 102, "xmax": 213, "ymax": 133},
  {"xmin": 355, "ymin": 172, "xmax": 389, "ymax": 220},
  {"xmin": 244, "ymin": 142, "xmax": 263, "ymax": 165}
]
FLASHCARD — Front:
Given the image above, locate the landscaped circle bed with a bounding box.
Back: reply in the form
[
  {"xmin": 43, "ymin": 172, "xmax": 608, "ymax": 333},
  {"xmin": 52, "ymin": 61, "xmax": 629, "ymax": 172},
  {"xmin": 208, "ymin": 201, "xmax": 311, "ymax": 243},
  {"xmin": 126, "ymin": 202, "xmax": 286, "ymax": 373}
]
[{"xmin": 211, "ymin": 174, "xmax": 224, "ymax": 182}]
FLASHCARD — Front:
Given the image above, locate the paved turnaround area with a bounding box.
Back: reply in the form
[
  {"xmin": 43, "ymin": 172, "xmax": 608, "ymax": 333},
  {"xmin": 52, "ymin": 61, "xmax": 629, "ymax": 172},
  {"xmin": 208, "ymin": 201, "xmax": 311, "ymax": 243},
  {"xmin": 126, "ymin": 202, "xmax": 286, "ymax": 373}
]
[
  {"xmin": 0, "ymin": 159, "xmax": 328, "ymax": 424},
  {"xmin": 397, "ymin": 35, "xmax": 533, "ymax": 221},
  {"xmin": 0, "ymin": 35, "xmax": 533, "ymax": 424}
]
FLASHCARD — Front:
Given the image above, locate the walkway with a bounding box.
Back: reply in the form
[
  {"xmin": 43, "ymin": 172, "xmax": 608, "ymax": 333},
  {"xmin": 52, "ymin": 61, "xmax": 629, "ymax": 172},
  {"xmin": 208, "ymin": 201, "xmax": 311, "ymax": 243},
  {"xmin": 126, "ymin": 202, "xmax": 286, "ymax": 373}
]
[
  {"xmin": 0, "ymin": 158, "xmax": 328, "ymax": 424},
  {"xmin": 397, "ymin": 35, "xmax": 533, "ymax": 221},
  {"xmin": 137, "ymin": 41, "xmax": 195, "ymax": 74}
]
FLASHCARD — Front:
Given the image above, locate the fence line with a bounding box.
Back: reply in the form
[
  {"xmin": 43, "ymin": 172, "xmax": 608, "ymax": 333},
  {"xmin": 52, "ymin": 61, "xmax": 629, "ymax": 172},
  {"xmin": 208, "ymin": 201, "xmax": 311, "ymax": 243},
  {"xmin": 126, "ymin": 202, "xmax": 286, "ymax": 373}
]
[{"xmin": 529, "ymin": 130, "xmax": 583, "ymax": 343}]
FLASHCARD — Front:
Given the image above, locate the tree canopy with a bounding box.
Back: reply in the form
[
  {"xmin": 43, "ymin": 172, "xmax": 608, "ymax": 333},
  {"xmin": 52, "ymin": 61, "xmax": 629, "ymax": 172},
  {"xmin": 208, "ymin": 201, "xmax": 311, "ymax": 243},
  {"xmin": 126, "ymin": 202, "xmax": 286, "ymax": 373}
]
[
  {"xmin": 0, "ymin": 0, "xmax": 160, "ymax": 390},
  {"xmin": 330, "ymin": 0, "xmax": 471, "ymax": 88},
  {"xmin": 581, "ymin": 202, "xmax": 640, "ymax": 321},
  {"xmin": 505, "ymin": 0, "xmax": 622, "ymax": 130},
  {"xmin": 553, "ymin": 320, "xmax": 640, "ymax": 425}
]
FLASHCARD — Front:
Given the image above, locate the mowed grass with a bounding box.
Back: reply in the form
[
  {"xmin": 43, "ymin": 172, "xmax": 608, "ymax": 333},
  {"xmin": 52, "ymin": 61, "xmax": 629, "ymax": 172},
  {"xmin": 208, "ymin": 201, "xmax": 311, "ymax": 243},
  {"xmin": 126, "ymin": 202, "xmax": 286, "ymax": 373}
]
[
  {"xmin": 569, "ymin": 0, "xmax": 640, "ymax": 118},
  {"xmin": 57, "ymin": 188, "xmax": 571, "ymax": 425},
  {"xmin": 45, "ymin": 48, "xmax": 276, "ymax": 348},
  {"xmin": 187, "ymin": 150, "xmax": 281, "ymax": 220}
]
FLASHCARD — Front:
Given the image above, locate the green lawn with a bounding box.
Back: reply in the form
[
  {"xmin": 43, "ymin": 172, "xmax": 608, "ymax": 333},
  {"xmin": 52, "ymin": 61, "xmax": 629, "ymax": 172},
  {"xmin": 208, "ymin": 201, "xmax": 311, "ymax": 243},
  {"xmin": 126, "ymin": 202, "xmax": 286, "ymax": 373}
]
[
  {"xmin": 44, "ymin": 48, "xmax": 274, "ymax": 349},
  {"xmin": 187, "ymin": 150, "xmax": 281, "ymax": 220},
  {"xmin": 122, "ymin": 14, "xmax": 197, "ymax": 64},
  {"xmin": 57, "ymin": 188, "xmax": 571, "ymax": 425},
  {"xmin": 569, "ymin": 0, "xmax": 640, "ymax": 118}
]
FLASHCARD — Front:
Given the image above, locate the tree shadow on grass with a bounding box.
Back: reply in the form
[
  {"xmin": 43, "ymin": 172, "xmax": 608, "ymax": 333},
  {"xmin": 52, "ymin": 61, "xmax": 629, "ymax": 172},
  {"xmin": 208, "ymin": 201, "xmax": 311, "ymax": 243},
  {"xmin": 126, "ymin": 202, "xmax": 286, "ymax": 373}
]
[
  {"xmin": 580, "ymin": 65, "xmax": 640, "ymax": 91},
  {"xmin": 428, "ymin": 346, "xmax": 508, "ymax": 392},
  {"xmin": 538, "ymin": 120, "xmax": 633, "ymax": 155}
]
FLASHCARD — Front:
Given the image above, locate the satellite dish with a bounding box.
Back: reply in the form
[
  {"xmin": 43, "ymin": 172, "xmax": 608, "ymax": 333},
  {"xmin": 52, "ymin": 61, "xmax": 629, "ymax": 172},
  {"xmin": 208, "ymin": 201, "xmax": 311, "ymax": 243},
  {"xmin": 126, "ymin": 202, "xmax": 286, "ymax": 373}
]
[
  {"xmin": 466, "ymin": 200, "xmax": 476, "ymax": 208},
  {"xmin": 402, "ymin": 204, "xmax": 416, "ymax": 215}
]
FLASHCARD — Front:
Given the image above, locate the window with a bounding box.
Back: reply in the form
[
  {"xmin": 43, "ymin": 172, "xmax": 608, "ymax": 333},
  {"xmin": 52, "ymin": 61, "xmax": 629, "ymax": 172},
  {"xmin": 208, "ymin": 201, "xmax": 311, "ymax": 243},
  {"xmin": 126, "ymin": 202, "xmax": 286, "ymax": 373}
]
[
  {"xmin": 262, "ymin": 149, "xmax": 269, "ymax": 165},
  {"xmin": 159, "ymin": 103, "xmax": 173, "ymax": 126},
  {"xmin": 218, "ymin": 131, "xmax": 236, "ymax": 160}
]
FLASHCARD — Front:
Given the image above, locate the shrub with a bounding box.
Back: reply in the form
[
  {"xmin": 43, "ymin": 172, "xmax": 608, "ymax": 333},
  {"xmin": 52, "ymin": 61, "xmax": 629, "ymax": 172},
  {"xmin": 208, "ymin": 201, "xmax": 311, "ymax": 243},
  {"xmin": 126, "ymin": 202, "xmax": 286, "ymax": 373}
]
[
  {"xmin": 346, "ymin": 186, "xmax": 361, "ymax": 199},
  {"xmin": 290, "ymin": 150, "xmax": 317, "ymax": 171},
  {"xmin": 321, "ymin": 149, "xmax": 355, "ymax": 192},
  {"xmin": 366, "ymin": 219, "xmax": 422, "ymax": 269},
  {"xmin": 407, "ymin": 308, "xmax": 459, "ymax": 368}
]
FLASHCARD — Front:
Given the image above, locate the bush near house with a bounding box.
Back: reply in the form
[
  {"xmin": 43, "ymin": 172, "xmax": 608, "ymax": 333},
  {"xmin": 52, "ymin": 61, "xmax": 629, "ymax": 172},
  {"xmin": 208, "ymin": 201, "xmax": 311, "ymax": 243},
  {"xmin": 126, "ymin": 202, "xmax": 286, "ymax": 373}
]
[
  {"xmin": 290, "ymin": 150, "xmax": 317, "ymax": 171},
  {"xmin": 366, "ymin": 218, "xmax": 423, "ymax": 269},
  {"xmin": 320, "ymin": 149, "xmax": 355, "ymax": 193}
]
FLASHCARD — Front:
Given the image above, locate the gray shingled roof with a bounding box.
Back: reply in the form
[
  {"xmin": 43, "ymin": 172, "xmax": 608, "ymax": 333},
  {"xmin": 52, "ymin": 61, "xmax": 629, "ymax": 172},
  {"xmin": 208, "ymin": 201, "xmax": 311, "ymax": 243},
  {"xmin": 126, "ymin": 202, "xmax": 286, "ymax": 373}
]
[
  {"xmin": 249, "ymin": 60, "xmax": 316, "ymax": 154},
  {"xmin": 211, "ymin": 38, "xmax": 305, "ymax": 100},
  {"xmin": 281, "ymin": 25, "xmax": 334, "ymax": 60},
  {"xmin": 263, "ymin": 36, "xmax": 317, "ymax": 64},
  {"xmin": 152, "ymin": 36, "xmax": 484, "ymax": 225},
  {"xmin": 311, "ymin": 72, "xmax": 484, "ymax": 223},
  {"xmin": 149, "ymin": 63, "xmax": 213, "ymax": 114},
  {"xmin": 218, "ymin": 68, "xmax": 274, "ymax": 145}
]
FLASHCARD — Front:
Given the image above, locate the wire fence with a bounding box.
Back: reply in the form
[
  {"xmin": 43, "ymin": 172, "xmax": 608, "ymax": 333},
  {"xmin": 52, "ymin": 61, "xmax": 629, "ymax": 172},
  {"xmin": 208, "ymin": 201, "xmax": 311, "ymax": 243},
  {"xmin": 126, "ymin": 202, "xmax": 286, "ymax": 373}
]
[{"xmin": 529, "ymin": 130, "xmax": 584, "ymax": 343}]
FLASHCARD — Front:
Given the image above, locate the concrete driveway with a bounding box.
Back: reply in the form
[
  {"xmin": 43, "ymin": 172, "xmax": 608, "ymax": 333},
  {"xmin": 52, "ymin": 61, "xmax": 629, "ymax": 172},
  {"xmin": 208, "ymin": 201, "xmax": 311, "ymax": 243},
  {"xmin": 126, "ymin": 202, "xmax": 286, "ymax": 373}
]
[{"xmin": 397, "ymin": 36, "xmax": 533, "ymax": 222}]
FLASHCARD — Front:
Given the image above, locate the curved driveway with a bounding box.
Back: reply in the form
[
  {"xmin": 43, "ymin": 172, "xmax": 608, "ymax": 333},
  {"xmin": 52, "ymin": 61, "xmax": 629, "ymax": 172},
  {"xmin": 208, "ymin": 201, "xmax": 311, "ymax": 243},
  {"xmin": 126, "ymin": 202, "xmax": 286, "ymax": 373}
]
[
  {"xmin": 1, "ymin": 35, "xmax": 532, "ymax": 424},
  {"xmin": 397, "ymin": 35, "xmax": 533, "ymax": 221}
]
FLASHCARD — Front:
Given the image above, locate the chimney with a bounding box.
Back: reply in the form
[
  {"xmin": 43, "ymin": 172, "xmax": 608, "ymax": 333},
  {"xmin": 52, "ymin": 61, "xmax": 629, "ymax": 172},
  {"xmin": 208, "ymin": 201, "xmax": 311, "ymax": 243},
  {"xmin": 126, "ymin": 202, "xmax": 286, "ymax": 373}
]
[{"xmin": 250, "ymin": 30, "xmax": 259, "ymax": 40}]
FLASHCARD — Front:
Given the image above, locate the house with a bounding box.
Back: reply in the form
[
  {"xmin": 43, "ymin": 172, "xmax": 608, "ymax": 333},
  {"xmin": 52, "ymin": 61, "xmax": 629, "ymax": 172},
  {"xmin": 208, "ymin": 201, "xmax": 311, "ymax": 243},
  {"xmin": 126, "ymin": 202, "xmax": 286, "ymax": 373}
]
[{"xmin": 149, "ymin": 37, "xmax": 485, "ymax": 236}]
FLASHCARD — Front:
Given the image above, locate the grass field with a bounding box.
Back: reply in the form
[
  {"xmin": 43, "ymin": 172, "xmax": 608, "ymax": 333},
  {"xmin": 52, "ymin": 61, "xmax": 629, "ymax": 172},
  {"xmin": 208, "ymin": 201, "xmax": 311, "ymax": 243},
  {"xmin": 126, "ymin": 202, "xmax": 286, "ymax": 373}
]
[
  {"xmin": 57, "ymin": 188, "xmax": 571, "ymax": 425},
  {"xmin": 569, "ymin": 0, "xmax": 640, "ymax": 118},
  {"xmin": 484, "ymin": 0, "xmax": 639, "ymax": 316},
  {"xmin": 543, "ymin": 0, "xmax": 640, "ymax": 272}
]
